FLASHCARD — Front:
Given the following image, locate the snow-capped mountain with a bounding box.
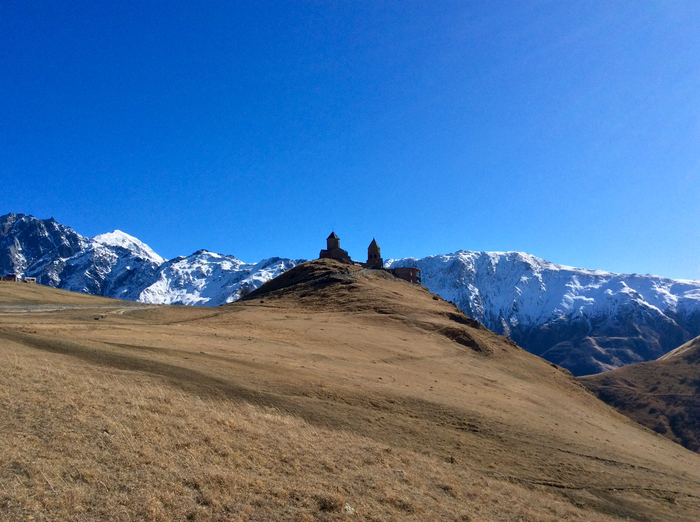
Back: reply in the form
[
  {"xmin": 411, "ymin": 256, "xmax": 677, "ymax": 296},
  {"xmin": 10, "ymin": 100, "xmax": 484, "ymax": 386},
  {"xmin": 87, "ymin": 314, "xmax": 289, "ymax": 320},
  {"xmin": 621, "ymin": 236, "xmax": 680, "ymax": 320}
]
[
  {"xmin": 0, "ymin": 214, "xmax": 165, "ymax": 299},
  {"xmin": 0, "ymin": 213, "xmax": 88, "ymax": 282},
  {"xmin": 93, "ymin": 230, "xmax": 165, "ymax": 265},
  {"xmin": 0, "ymin": 213, "xmax": 301, "ymax": 306},
  {"xmin": 56, "ymin": 234, "xmax": 164, "ymax": 301},
  {"xmin": 139, "ymin": 250, "xmax": 300, "ymax": 306},
  {"xmin": 388, "ymin": 251, "xmax": 700, "ymax": 375}
]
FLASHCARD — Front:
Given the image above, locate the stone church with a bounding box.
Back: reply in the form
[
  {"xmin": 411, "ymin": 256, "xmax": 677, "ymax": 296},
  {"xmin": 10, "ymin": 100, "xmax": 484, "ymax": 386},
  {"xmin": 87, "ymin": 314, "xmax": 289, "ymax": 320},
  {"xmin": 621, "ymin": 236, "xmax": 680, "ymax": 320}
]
[
  {"xmin": 318, "ymin": 232, "xmax": 352, "ymax": 264},
  {"xmin": 318, "ymin": 232, "xmax": 421, "ymax": 284}
]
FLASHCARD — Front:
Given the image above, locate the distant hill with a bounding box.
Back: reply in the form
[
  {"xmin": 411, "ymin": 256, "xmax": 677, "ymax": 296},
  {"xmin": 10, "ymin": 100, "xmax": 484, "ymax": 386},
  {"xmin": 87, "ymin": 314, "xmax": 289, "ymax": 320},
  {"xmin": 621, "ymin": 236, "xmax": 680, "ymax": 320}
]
[
  {"xmin": 4, "ymin": 212, "xmax": 700, "ymax": 375},
  {"xmin": 580, "ymin": 335, "xmax": 700, "ymax": 452},
  {"xmin": 0, "ymin": 279, "xmax": 128, "ymax": 306}
]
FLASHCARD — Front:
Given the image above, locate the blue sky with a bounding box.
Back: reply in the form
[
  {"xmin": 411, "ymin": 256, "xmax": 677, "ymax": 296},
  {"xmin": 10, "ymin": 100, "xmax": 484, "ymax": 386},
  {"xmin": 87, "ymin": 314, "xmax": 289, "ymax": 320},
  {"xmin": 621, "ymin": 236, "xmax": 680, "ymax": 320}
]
[{"xmin": 2, "ymin": 1, "xmax": 699, "ymax": 279}]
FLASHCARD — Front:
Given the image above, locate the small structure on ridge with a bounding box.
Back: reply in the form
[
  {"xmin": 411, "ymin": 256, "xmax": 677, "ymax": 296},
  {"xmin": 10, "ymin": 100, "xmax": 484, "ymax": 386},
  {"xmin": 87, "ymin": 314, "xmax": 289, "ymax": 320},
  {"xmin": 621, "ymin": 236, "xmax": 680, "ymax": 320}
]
[
  {"xmin": 389, "ymin": 266, "xmax": 421, "ymax": 284},
  {"xmin": 317, "ymin": 233, "xmax": 421, "ymax": 285},
  {"xmin": 366, "ymin": 238, "xmax": 383, "ymax": 269},
  {"xmin": 319, "ymin": 232, "xmax": 352, "ymax": 264}
]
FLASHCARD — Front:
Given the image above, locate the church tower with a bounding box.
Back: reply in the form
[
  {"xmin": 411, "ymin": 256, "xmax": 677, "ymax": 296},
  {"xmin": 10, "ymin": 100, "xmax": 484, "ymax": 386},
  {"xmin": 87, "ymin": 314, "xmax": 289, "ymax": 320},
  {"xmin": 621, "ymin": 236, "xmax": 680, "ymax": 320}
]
[
  {"xmin": 326, "ymin": 231, "xmax": 340, "ymax": 250},
  {"xmin": 319, "ymin": 231, "xmax": 352, "ymax": 264},
  {"xmin": 367, "ymin": 238, "xmax": 383, "ymax": 269}
]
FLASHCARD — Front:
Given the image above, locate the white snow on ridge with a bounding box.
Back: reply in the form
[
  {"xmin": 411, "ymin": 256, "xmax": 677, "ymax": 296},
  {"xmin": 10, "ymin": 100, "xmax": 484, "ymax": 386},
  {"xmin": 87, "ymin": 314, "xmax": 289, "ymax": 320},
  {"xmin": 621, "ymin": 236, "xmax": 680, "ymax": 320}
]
[
  {"xmin": 137, "ymin": 250, "xmax": 302, "ymax": 306},
  {"xmin": 14, "ymin": 211, "xmax": 700, "ymax": 373},
  {"xmin": 9, "ymin": 210, "xmax": 700, "ymax": 338},
  {"xmin": 93, "ymin": 230, "xmax": 166, "ymax": 265},
  {"xmin": 3, "ymin": 214, "xmax": 305, "ymax": 307},
  {"xmin": 387, "ymin": 250, "xmax": 700, "ymax": 330}
]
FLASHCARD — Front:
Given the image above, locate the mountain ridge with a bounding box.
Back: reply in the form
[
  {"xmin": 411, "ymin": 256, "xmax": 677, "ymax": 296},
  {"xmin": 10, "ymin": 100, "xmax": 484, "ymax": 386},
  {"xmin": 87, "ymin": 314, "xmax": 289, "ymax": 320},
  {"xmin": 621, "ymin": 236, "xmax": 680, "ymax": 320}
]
[
  {"xmin": 388, "ymin": 251, "xmax": 700, "ymax": 375},
  {"xmin": 0, "ymin": 213, "xmax": 302, "ymax": 306}
]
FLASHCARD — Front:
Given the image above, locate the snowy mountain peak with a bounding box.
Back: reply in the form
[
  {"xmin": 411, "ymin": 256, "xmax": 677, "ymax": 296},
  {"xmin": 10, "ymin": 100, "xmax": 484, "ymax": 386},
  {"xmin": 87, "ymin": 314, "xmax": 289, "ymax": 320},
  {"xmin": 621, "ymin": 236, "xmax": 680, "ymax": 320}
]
[
  {"xmin": 93, "ymin": 230, "xmax": 165, "ymax": 265},
  {"xmin": 137, "ymin": 252, "xmax": 302, "ymax": 306},
  {"xmin": 190, "ymin": 249, "xmax": 229, "ymax": 260}
]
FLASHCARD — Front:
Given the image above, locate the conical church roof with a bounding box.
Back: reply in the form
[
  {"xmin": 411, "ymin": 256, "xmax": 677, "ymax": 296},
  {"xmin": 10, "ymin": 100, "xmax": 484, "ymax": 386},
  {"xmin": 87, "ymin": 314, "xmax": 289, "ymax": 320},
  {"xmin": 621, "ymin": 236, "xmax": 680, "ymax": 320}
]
[
  {"xmin": 327, "ymin": 232, "xmax": 339, "ymax": 240},
  {"xmin": 369, "ymin": 238, "xmax": 379, "ymax": 248}
]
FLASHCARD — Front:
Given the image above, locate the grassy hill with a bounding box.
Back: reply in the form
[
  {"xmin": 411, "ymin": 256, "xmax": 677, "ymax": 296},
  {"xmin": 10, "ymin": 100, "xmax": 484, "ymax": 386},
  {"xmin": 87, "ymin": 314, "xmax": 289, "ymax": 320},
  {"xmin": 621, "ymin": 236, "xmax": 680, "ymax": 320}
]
[
  {"xmin": 581, "ymin": 334, "xmax": 700, "ymax": 453},
  {"xmin": 1, "ymin": 260, "xmax": 699, "ymax": 521},
  {"xmin": 0, "ymin": 280, "xmax": 131, "ymax": 305}
]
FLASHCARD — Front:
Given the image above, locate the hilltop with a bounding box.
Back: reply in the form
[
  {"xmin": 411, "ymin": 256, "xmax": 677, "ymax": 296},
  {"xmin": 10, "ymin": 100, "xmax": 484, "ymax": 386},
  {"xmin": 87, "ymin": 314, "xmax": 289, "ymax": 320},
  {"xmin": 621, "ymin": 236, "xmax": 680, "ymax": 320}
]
[
  {"xmin": 1, "ymin": 259, "xmax": 699, "ymax": 520},
  {"xmin": 581, "ymin": 334, "xmax": 700, "ymax": 453}
]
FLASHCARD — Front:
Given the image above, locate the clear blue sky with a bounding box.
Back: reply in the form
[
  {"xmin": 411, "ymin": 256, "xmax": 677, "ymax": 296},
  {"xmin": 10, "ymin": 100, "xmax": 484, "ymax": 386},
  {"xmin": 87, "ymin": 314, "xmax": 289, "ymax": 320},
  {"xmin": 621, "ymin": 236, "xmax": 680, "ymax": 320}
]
[{"xmin": 2, "ymin": 1, "xmax": 699, "ymax": 279}]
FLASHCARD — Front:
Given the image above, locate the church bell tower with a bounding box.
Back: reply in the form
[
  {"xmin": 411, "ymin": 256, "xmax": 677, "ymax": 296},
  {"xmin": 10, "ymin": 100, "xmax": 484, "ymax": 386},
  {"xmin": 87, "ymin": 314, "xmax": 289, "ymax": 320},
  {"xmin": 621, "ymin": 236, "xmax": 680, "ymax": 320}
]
[
  {"xmin": 327, "ymin": 232, "xmax": 340, "ymax": 250},
  {"xmin": 367, "ymin": 238, "xmax": 383, "ymax": 269}
]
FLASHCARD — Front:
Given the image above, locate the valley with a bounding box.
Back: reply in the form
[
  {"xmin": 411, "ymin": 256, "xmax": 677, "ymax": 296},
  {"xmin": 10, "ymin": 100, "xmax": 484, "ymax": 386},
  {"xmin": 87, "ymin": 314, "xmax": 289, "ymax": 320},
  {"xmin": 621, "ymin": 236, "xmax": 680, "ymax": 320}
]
[{"xmin": 582, "ymin": 334, "xmax": 700, "ymax": 453}]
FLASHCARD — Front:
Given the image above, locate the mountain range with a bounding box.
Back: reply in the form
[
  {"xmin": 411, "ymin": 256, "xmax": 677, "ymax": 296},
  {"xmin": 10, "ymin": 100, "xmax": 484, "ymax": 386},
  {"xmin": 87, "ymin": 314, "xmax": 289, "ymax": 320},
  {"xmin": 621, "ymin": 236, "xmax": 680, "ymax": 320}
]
[
  {"xmin": 3, "ymin": 212, "xmax": 700, "ymax": 375},
  {"xmin": 0, "ymin": 213, "xmax": 301, "ymax": 306}
]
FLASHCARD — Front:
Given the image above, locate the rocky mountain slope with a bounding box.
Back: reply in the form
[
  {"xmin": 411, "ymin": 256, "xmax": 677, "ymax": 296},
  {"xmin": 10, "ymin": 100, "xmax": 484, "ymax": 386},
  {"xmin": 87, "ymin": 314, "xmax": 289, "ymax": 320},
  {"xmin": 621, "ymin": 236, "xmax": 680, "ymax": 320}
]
[
  {"xmin": 4, "ymin": 213, "xmax": 700, "ymax": 374},
  {"xmin": 0, "ymin": 213, "xmax": 163, "ymax": 299},
  {"xmin": 0, "ymin": 213, "xmax": 88, "ymax": 281},
  {"xmin": 138, "ymin": 250, "xmax": 299, "ymax": 306},
  {"xmin": 388, "ymin": 252, "xmax": 700, "ymax": 375},
  {"xmin": 581, "ymin": 334, "xmax": 700, "ymax": 453},
  {"xmin": 0, "ymin": 213, "xmax": 301, "ymax": 305}
]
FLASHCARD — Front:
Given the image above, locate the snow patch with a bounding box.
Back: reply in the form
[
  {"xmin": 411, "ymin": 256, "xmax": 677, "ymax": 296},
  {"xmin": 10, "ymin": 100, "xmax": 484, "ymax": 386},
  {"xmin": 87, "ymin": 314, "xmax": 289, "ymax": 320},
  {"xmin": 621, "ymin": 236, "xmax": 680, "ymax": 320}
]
[{"xmin": 93, "ymin": 230, "xmax": 165, "ymax": 265}]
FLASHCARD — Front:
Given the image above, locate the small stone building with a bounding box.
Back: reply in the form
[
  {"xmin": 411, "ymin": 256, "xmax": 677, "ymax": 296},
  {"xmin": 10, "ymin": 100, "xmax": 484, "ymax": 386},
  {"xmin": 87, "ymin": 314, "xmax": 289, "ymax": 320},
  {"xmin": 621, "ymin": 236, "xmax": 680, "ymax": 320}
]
[
  {"xmin": 389, "ymin": 267, "xmax": 421, "ymax": 284},
  {"xmin": 319, "ymin": 232, "xmax": 353, "ymax": 264},
  {"xmin": 1, "ymin": 274, "xmax": 19, "ymax": 281}
]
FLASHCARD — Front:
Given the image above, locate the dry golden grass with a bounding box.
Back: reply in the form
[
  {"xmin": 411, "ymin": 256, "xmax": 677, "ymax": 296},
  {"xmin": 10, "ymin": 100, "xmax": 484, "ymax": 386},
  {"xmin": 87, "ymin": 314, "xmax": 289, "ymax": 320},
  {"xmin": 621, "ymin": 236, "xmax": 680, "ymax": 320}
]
[
  {"xmin": 1, "ymin": 261, "xmax": 699, "ymax": 521},
  {"xmin": 0, "ymin": 281, "xmax": 127, "ymax": 306},
  {"xmin": 0, "ymin": 348, "xmax": 616, "ymax": 522}
]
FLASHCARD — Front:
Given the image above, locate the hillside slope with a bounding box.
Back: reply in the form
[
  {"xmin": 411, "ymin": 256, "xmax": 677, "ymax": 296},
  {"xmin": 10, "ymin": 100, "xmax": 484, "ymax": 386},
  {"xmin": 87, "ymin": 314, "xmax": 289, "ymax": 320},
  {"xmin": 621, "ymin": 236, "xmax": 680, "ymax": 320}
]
[
  {"xmin": 1, "ymin": 260, "xmax": 699, "ymax": 521},
  {"xmin": 581, "ymin": 335, "xmax": 700, "ymax": 453},
  {"xmin": 0, "ymin": 280, "xmax": 134, "ymax": 307}
]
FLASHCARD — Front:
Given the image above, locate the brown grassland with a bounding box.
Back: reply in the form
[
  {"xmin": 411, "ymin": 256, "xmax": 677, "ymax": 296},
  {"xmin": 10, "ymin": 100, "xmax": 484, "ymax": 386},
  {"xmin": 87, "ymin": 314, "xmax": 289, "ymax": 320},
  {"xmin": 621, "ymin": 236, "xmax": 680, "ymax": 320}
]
[{"xmin": 1, "ymin": 259, "xmax": 699, "ymax": 521}]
